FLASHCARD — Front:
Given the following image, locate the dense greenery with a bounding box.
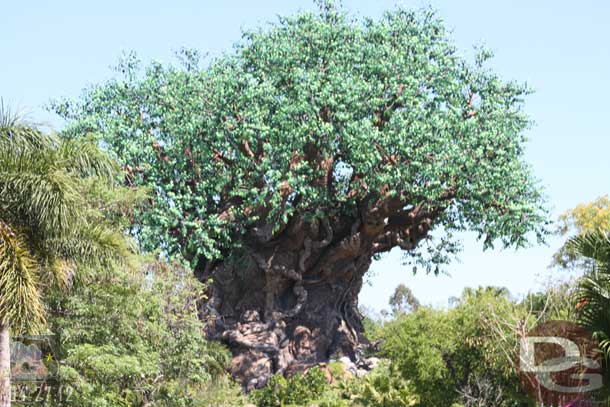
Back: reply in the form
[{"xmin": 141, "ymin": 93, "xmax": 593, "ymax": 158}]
[
  {"xmin": 45, "ymin": 261, "xmax": 237, "ymax": 406},
  {"xmin": 250, "ymin": 367, "xmax": 329, "ymax": 407},
  {"xmin": 378, "ymin": 287, "xmax": 534, "ymax": 407},
  {"xmin": 0, "ymin": 101, "xmax": 135, "ymax": 406},
  {"xmin": 569, "ymin": 233, "xmax": 610, "ymax": 359}
]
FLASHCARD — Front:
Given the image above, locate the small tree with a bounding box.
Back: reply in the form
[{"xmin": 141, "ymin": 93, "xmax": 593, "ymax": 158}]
[
  {"xmin": 55, "ymin": 2, "xmax": 548, "ymax": 386},
  {"xmin": 0, "ymin": 103, "xmax": 129, "ymax": 406},
  {"xmin": 389, "ymin": 284, "xmax": 420, "ymax": 316},
  {"xmin": 553, "ymin": 195, "xmax": 610, "ymax": 269}
]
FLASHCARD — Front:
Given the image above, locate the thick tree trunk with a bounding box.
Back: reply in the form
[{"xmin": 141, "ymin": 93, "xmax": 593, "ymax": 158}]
[
  {"xmin": 0, "ymin": 325, "xmax": 11, "ymax": 407},
  {"xmin": 198, "ymin": 208, "xmax": 434, "ymax": 389}
]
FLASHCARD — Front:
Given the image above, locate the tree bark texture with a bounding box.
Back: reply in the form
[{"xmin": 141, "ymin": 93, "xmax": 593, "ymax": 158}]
[
  {"xmin": 197, "ymin": 195, "xmax": 446, "ymax": 390},
  {"xmin": 0, "ymin": 325, "xmax": 11, "ymax": 407}
]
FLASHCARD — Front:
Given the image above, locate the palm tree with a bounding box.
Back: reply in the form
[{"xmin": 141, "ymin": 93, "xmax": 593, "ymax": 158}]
[
  {"xmin": 568, "ymin": 231, "xmax": 610, "ymax": 403},
  {"xmin": 569, "ymin": 232, "xmax": 610, "ymax": 357},
  {"xmin": 0, "ymin": 101, "xmax": 130, "ymax": 406}
]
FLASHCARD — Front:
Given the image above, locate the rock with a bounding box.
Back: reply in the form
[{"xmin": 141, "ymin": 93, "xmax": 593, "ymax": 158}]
[
  {"xmin": 231, "ymin": 350, "xmax": 273, "ymax": 391},
  {"xmin": 338, "ymin": 356, "xmax": 357, "ymax": 375},
  {"xmin": 365, "ymin": 357, "xmax": 381, "ymax": 370}
]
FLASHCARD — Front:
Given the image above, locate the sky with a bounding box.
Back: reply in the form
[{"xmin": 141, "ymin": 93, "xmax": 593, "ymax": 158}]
[{"xmin": 2, "ymin": 0, "xmax": 610, "ymax": 311}]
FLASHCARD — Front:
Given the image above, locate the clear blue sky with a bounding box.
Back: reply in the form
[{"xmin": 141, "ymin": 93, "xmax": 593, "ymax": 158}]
[{"xmin": 3, "ymin": 1, "xmax": 609, "ymax": 310}]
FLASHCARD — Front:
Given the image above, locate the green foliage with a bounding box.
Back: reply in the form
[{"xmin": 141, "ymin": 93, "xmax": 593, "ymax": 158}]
[
  {"xmin": 359, "ymin": 305, "xmax": 384, "ymax": 341},
  {"xmin": 186, "ymin": 376, "xmax": 248, "ymax": 407},
  {"xmin": 327, "ymin": 361, "xmax": 349, "ymax": 382},
  {"xmin": 339, "ymin": 363, "xmax": 419, "ymax": 407},
  {"xmin": 562, "ymin": 232, "xmax": 610, "ymax": 403},
  {"xmin": 379, "ymin": 287, "xmax": 531, "ymax": 407},
  {"xmin": 53, "ymin": 2, "xmax": 547, "ymax": 271},
  {"xmin": 569, "ymin": 232, "xmax": 610, "ymax": 359},
  {"xmin": 253, "ymin": 363, "xmax": 421, "ymax": 407},
  {"xmin": 389, "ymin": 284, "xmax": 420, "ymax": 316},
  {"xmin": 0, "ymin": 103, "xmax": 131, "ymax": 334},
  {"xmin": 553, "ymin": 195, "xmax": 610, "ymax": 269},
  {"xmin": 42, "ymin": 260, "xmax": 238, "ymax": 407},
  {"xmin": 250, "ymin": 367, "xmax": 329, "ymax": 407}
]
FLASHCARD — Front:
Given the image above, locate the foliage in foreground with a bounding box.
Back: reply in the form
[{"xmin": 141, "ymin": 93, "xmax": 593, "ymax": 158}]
[
  {"xmin": 250, "ymin": 367, "xmax": 329, "ymax": 407},
  {"xmin": 0, "ymin": 102, "xmax": 130, "ymax": 334},
  {"xmin": 247, "ymin": 282, "xmax": 576, "ymax": 407},
  {"xmin": 41, "ymin": 261, "xmax": 243, "ymax": 407},
  {"xmin": 569, "ymin": 233, "xmax": 610, "ymax": 380},
  {"xmin": 249, "ymin": 363, "xmax": 419, "ymax": 407},
  {"xmin": 373, "ymin": 286, "xmax": 578, "ymax": 407}
]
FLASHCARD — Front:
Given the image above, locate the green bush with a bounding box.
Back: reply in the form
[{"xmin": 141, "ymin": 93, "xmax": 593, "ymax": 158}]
[
  {"xmin": 379, "ymin": 287, "xmax": 532, "ymax": 407},
  {"xmin": 339, "ymin": 364, "xmax": 419, "ymax": 407},
  {"xmin": 250, "ymin": 367, "xmax": 329, "ymax": 407}
]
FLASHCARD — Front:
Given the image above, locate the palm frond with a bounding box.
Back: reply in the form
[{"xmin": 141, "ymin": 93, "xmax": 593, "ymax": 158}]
[
  {"xmin": 42, "ymin": 224, "xmax": 134, "ymax": 267},
  {"xmin": 0, "ymin": 168, "xmax": 84, "ymax": 237},
  {"xmin": 567, "ymin": 232, "xmax": 610, "ymax": 272},
  {"xmin": 572, "ymin": 231, "xmax": 610, "ymax": 360},
  {"xmin": 0, "ymin": 103, "xmax": 133, "ymax": 335},
  {"xmin": 0, "ymin": 101, "xmax": 55, "ymax": 151},
  {"xmin": 0, "ymin": 99, "xmax": 26, "ymax": 128},
  {"xmin": 39, "ymin": 258, "xmax": 75, "ymax": 292},
  {"xmin": 58, "ymin": 138, "xmax": 119, "ymax": 182},
  {"xmin": 0, "ymin": 222, "xmax": 45, "ymax": 334}
]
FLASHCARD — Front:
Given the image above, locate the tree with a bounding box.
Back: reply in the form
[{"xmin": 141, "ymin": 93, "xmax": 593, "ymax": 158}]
[
  {"xmin": 0, "ymin": 103, "xmax": 129, "ymax": 406},
  {"xmin": 53, "ymin": 3, "xmax": 548, "ymax": 387},
  {"xmin": 553, "ymin": 195, "xmax": 610, "ymax": 269},
  {"xmin": 565, "ymin": 232, "xmax": 610, "ymax": 403},
  {"xmin": 388, "ymin": 284, "xmax": 420, "ymax": 316}
]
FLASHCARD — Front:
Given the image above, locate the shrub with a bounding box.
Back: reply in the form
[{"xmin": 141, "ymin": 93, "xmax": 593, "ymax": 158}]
[
  {"xmin": 337, "ymin": 364, "xmax": 419, "ymax": 407},
  {"xmin": 250, "ymin": 367, "xmax": 329, "ymax": 407}
]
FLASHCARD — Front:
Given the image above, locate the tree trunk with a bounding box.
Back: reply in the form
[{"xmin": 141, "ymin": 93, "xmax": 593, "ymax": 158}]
[
  {"xmin": 0, "ymin": 325, "xmax": 11, "ymax": 407},
  {"xmin": 197, "ymin": 210, "xmax": 433, "ymax": 390}
]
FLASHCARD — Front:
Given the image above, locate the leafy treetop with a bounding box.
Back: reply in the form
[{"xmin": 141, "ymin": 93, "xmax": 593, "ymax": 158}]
[
  {"xmin": 553, "ymin": 195, "xmax": 610, "ymax": 269},
  {"xmin": 54, "ymin": 3, "xmax": 548, "ymax": 269}
]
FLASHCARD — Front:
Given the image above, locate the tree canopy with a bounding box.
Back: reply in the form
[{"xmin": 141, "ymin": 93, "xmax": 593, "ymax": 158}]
[
  {"xmin": 54, "ymin": 3, "xmax": 547, "ymax": 272},
  {"xmin": 553, "ymin": 194, "xmax": 610, "ymax": 268},
  {"xmin": 388, "ymin": 284, "xmax": 420, "ymax": 315}
]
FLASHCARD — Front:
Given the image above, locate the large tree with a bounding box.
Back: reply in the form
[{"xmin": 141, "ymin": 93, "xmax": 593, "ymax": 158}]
[{"xmin": 54, "ymin": 3, "xmax": 548, "ymax": 388}]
